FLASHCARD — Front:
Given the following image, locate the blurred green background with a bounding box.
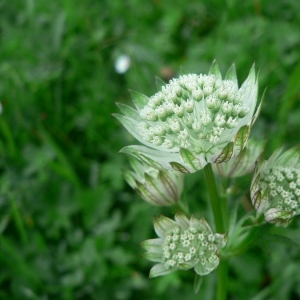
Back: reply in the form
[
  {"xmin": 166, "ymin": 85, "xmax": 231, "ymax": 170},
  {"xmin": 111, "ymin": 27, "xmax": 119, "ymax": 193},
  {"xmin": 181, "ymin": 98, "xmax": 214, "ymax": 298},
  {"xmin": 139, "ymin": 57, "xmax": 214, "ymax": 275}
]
[{"xmin": 1, "ymin": 0, "xmax": 300, "ymax": 299}]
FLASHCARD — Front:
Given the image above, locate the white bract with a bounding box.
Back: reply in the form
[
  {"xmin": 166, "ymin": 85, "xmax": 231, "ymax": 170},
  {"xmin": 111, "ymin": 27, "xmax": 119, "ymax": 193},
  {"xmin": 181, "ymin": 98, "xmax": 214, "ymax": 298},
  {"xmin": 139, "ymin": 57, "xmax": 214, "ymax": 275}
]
[
  {"xmin": 114, "ymin": 62, "xmax": 262, "ymax": 173},
  {"xmin": 140, "ymin": 214, "xmax": 226, "ymax": 277},
  {"xmin": 213, "ymin": 139, "xmax": 265, "ymax": 178},
  {"xmin": 251, "ymin": 145, "xmax": 300, "ymax": 226},
  {"xmin": 124, "ymin": 157, "xmax": 184, "ymax": 206}
]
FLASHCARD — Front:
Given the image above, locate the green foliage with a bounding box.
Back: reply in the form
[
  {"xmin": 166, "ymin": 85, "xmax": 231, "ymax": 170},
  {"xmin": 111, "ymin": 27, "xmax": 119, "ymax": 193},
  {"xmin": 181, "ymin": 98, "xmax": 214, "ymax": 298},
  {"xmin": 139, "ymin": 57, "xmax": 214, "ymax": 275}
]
[{"xmin": 1, "ymin": 0, "xmax": 300, "ymax": 299}]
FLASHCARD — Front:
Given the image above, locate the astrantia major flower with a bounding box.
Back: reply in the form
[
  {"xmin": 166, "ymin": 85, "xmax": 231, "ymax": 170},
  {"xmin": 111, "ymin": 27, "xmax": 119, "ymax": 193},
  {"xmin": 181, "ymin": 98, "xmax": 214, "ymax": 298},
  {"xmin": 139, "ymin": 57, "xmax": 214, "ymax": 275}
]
[
  {"xmin": 251, "ymin": 145, "xmax": 300, "ymax": 226},
  {"xmin": 114, "ymin": 62, "xmax": 262, "ymax": 173},
  {"xmin": 124, "ymin": 157, "xmax": 184, "ymax": 206},
  {"xmin": 140, "ymin": 214, "xmax": 226, "ymax": 277}
]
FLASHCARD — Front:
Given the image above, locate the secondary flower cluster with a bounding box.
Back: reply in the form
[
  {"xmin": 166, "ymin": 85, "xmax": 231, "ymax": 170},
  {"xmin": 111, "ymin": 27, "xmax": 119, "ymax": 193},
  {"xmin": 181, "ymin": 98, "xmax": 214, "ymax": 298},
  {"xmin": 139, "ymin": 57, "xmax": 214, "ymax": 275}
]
[
  {"xmin": 251, "ymin": 145, "xmax": 300, "ymax": 226},
  {"xmin": 141, "ymin": 214, "xmax": 226, "ymax": 277},
  {"xmin": 114, "ymin": 62, "xmax": 261, "ymax": 173}
]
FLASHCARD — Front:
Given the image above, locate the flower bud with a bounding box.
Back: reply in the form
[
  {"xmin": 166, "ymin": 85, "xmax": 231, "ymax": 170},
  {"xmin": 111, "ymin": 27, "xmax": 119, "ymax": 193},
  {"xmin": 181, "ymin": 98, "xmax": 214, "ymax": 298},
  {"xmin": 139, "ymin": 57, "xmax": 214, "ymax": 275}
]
[{"xmin": 124, "ymin": 157, "xmax": 184, "ymax": 206}]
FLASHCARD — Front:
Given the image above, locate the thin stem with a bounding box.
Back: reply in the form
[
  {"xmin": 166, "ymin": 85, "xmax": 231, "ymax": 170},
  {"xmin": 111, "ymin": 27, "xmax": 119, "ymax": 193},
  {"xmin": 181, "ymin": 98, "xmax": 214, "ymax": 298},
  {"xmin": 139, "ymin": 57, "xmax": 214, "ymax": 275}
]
[
  {"xmin": 217, "ymin": 260, "xmax": 228, "ymax": 300},
  {"xmin": 203, "ymin": 164, "xmax": 225, "ymax": 233},
  {"xmin": 203, "ymin": 163, "xmax": 227, "ymax": 300}
]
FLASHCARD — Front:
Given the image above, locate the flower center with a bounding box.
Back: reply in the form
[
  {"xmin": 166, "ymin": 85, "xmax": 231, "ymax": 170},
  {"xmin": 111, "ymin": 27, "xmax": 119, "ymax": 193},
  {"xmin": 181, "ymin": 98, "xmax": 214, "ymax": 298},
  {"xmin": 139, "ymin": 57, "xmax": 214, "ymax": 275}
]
[
  {"xmin": 138, "ymin": 74, "xmax": 249, "ymax": 153},
  {"xmin": 259, "ymin": 166, "xmax": 300, "ymax": 213},
  {"xmin": 162, "ymin": 226, "xmax": 219, "ymax": 272}
]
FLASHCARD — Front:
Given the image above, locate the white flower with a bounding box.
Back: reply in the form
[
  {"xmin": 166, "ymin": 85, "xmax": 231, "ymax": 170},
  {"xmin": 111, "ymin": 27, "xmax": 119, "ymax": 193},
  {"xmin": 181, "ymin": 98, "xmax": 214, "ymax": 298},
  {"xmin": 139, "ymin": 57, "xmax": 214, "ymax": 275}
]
[
  {"xmin": 140, "ymin": 214, "xmax": 226, "ymax": 277},
  {"xmin": 251, "ymin": 145, "xmax": 300, "ymax": 226},
  {"xmin": 114, "ymin": 62, "xmax": 262, "ymax": 173}
]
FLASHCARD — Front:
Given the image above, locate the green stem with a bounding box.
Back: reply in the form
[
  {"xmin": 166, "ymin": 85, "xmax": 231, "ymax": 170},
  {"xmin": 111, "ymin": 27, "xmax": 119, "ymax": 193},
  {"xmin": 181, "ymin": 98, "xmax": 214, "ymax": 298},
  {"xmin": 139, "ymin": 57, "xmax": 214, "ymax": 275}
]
[
  {"xmin": 217, "ymin": 260, "xmax": 228, "ymax": 300},
  {"xmin": 203, "ymin": 163, "xmax": 227, "ymax": 300},
  {"xmin": 203, "ymin": 164, "xmax": 225, "ymax": 233}
]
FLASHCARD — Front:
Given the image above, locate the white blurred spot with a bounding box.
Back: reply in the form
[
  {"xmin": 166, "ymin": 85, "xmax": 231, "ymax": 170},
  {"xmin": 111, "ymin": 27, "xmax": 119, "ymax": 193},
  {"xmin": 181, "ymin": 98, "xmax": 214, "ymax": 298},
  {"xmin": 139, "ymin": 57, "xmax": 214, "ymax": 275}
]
[{"xmin": 115, "ymin": 54, "xmax": 131, "ymax": 74}]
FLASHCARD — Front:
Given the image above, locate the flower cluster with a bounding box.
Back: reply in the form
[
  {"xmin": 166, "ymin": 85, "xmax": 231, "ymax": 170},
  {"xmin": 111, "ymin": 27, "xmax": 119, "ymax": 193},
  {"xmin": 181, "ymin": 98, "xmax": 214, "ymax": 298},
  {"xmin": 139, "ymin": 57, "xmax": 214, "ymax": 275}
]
[
  {"xmin": 251, "ymin": 145, "xmax": 300, "ymax": 226},
  {"xmin": 114, "ymin": 62, "xmax": 261, "ymax": 173},
  {"xmin": 124, "ymin": 157, "xmax": 184, "ymax": 206},
  {"xmin": 141, "ymin": 214, "xmax": 226, "ymax": 277}
]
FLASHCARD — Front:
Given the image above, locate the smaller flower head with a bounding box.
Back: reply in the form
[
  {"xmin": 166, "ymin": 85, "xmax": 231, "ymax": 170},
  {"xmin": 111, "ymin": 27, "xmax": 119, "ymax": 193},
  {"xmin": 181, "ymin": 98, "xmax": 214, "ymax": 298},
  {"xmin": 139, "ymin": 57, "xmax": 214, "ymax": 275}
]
[
  {"xmin": 140, "ymin": 214, "xmax": 226, "ymax": 277},
  {"xmin": 251, "ymin": 145, "xmax": 300, "ymax": 226},
  {"xmin": 213, "ymin": 139, "xmax": 265, "ymax": 178},
  {"xmin": 124, "ymin": 157, "xmax": 184, "ymax": 206}
]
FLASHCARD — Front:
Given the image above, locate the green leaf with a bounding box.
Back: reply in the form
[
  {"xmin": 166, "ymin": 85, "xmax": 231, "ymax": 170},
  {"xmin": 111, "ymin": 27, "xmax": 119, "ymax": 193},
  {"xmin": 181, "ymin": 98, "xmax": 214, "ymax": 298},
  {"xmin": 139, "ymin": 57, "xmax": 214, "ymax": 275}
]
[{"xmin": 129, "ymin": 90, "xmax": 149, "ymax": 110}]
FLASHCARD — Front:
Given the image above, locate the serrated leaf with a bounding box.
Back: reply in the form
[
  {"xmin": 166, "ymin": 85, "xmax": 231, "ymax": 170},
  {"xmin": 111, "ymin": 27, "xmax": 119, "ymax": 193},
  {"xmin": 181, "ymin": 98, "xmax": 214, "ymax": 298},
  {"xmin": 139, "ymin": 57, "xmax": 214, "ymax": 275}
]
[
  {"xmin": 155, "ymin": 76, "xmax": 166, "ymax": 91},
  {"xmin": 209, "ymin": 60, "xmax": 222, "ymax": 80},
  {"xmin": 213, "ymin": 142, "xmax": 234, "ymax": 163},
  {"xmin": 129, "ymin": 90, "xmax": 149, "ymax": 110},
  {"xmin": 180, "ymin": 148, "xmax": 203, "ymax": 171}
]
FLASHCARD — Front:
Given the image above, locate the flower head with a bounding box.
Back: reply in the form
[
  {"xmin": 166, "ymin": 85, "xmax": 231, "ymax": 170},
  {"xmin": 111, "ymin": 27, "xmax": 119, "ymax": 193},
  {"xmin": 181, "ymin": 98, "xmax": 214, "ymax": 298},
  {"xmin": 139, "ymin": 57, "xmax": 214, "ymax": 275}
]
[
  {"xmin": 124, "ymin": 157, "xmax": 184, "ymax": 206},
  {"xmin": 114, "ymin": 62, "xmax": 262, "ymax": 173},
  {"xmin": 140, "ymin": 214, "xmax": 226, "ymax": 277},
  {"xmin": 251, "ymin": 145, "xmax": 300, "ymax": 226},
  {"xmin": 213, "ymin": 139, "xmax": 265, "ymax": 178}
]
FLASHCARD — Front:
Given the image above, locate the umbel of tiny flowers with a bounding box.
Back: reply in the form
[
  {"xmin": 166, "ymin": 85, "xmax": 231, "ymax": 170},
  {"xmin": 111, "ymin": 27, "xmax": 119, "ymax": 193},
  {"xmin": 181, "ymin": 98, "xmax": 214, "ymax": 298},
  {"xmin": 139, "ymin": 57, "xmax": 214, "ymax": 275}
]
[
  {"xmin": 114, "ymin": 61, "xmax": 262, "ymax": 173},
  {"xmin": 140, "ymin": 213, "xmax": 226, "ymax": 278},
  {"xmin": 123, "ymin": 156, "xmax": 184, "ymax": 206},
  {"xmin": 251, "ymin": 145, "xmax": 300, "ymax": 226},
  {"xmin": 212, "ymin": 139, "xmax": 265, "ymax": 178}
]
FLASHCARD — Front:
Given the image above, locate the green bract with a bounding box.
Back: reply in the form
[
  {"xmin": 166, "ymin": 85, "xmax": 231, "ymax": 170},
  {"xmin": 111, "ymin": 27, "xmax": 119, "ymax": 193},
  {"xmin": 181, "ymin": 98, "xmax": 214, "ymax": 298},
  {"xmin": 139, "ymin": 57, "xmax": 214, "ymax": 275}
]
[
  {"xmin": 124, "ymin": 157, "xmax": 184, "ymax": 206},
  {"xmin": 251, "ymin": 145, "xmax": 300, "ymax": 226},
  {"xmin": 213, "ymin": 139, "xmax": 265, "ymax": 178},
  {"xmin": 114, "ymin": 62, "xmax": 262, "ymax": 173},
  {"xmin": 140, "ymin": 214, "xmax": 226, "ymax": 277}
]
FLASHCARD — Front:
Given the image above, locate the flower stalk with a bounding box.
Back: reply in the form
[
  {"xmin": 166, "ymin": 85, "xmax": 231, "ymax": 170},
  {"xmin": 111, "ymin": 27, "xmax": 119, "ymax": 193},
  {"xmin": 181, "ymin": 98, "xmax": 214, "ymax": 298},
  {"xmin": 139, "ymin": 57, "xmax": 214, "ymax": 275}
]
[{"xmin": 204, "ymin": 163, "xmax": 227, "ymax": 300}]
